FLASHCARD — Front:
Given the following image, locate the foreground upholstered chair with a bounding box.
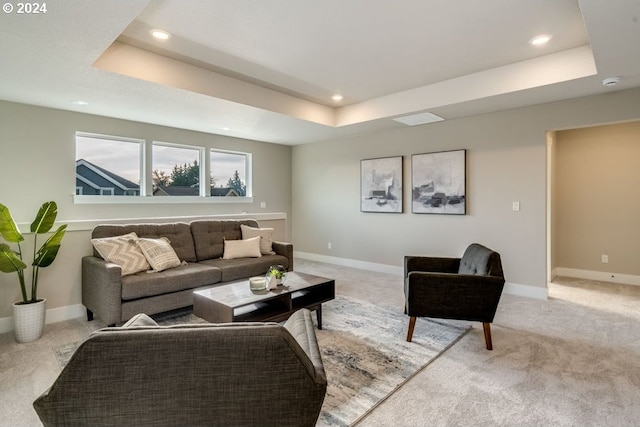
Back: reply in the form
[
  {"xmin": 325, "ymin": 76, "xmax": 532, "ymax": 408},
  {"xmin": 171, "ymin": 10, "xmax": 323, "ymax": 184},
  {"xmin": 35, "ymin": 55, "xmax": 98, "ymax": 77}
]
[
  {"xmin": 33, "ymin": 309, "xmax": 326, "ymax": 427},
  {"xmin": 404, "ymin": 243, "xmax": 505, "ymax": 350}
]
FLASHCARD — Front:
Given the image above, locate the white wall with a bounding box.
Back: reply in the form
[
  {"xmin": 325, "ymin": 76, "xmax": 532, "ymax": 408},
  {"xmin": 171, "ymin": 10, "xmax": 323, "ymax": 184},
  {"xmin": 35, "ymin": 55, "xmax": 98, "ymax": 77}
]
[
  {"xmin": 291, "ymin": 88, "xmax": 640, "ymax": 297},
  {"xmin": 0, "ymin": 100, "xmax": 292, "ymax": 320}
]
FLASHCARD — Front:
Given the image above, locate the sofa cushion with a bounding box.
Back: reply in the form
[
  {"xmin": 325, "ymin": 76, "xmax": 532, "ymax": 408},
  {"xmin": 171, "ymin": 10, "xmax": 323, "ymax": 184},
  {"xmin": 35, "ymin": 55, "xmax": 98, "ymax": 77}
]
[
  {"xmin": 92, "ymin": 223, "xmax": 197, "ymax": 262},
  {"xmin": 121, "ymin": 263, "xmax": 222, "ymax": 301},
  {"xmin": 91, "ymin": 232, "xmax": 150, "ymax": 276},
  {"xmin": 191, "ymin": 219, "xmax": 259, "ymax": 261},
  {"xmin": 200, "ymin": 254, "xmax": 290, "ymax": 282},
  {"xmin": 136, "ymin": 237, "xmax": 182, "ymax": 272},
  {"xmin": 222, "ymin": 236, "xmax": 262, "ymax": 259},
  {"xmin": 240, "ymin": 224, "xmax": 276, "ymax": 255}
]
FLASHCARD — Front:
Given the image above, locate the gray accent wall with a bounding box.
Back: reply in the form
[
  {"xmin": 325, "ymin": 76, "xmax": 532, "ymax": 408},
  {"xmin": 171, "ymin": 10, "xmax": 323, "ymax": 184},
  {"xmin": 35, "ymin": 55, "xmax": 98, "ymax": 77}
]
[{"xmin": 292, "ymin": 88, "xmax": 640, "ymax": 295}]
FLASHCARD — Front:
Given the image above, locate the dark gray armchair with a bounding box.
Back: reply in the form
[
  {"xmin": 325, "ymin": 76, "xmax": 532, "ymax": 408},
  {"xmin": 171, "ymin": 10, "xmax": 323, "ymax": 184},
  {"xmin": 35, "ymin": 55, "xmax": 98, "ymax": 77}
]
[
  {"xmin": 33, "ymin": 309, "xmax": 327, "ymax": 427},
  {"xmin": 404, "ymin": 243, "xmax": 505, "ymax": 350}
]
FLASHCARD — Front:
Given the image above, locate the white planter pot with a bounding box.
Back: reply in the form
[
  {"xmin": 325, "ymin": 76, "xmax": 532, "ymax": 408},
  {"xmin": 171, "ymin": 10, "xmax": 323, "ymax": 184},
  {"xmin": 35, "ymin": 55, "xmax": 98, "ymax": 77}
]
[{"xmin": 13, "ymin": 298, "xmax": 46, "ymax": 343}]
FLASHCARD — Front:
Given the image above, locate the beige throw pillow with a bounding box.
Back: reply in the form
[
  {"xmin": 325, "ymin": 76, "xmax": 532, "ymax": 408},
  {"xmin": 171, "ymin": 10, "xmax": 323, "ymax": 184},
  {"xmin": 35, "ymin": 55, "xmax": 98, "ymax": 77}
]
[
  {"xmin": 91, "ymin": 232, "xmax": 150, "ymax": 276},
  {"xmin": 222, "ymin": 236, "xmax": 262, "ymax": 259},
  {"xmin": 240, "ymin": 224, "xmax": 276, "ymax": 255},
  {"xmin": 135, "ymin": 237, "xmax": 182, "ymax": 272}
]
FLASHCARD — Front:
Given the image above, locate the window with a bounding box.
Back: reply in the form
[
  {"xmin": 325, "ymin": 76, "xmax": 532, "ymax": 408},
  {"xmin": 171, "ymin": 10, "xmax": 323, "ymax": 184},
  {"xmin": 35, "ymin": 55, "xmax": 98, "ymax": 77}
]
[
  {"xmin": 75, "ymin": 132, "xmax": 142, "ymax": 196},
  {"xmin": 210, "ymin": 150, "xmax": 250, "ymax": 197},
  {"xmin": 74, "ymin": 132, "xmax": 253, "ymax": 203},
  {"xmin": 152, "ymin": 142, "xmax": 203, "ymax": 197}
]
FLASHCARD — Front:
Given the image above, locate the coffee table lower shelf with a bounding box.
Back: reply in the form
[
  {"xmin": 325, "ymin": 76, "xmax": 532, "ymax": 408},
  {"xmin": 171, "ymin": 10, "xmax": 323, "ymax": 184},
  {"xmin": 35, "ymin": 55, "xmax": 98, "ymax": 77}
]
[{"xmin": 193, "ymin": 272, "xmax": 335, "ymax": 329}]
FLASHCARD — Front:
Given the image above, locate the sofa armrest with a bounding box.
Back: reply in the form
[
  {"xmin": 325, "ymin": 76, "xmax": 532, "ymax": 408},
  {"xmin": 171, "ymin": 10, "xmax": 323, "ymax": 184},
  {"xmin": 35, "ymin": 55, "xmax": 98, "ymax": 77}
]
[
  {"xmin": 81, "ymin": 256, "xmax": 123, "ymax": 325},
  {"xmin": 273, "ymin": 241, "xmax": 294, "ymax": 271}
]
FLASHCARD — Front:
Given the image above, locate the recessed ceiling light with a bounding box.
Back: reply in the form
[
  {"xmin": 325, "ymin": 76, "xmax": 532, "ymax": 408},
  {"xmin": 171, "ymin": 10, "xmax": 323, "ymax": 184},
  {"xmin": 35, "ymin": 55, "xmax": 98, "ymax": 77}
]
[
  {"xmin": 71, "ymin": 100, "xmax": 88, "ymax": 106},
  {"xmin": 331, "ymin": 94, "xmax": 343, "ymax": 102},
  {"xmin": 529, "ymin": 34, "xmax": 552, "ymax": 46},
  {"xmin": 150, "ymin": 29, "xmax": 171, "ymax": 41}
]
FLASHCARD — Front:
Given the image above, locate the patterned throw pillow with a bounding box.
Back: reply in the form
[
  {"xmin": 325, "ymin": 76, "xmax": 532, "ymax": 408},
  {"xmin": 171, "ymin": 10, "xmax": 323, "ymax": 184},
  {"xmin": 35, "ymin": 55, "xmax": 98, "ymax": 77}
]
[
  {"xmin": 240, "ymin": 224, "xmax": 276, "ymax": 255},
  {"xmin": 135, "ymin": 237, "xmax": 182, "ymax": 272},
  {"xmin": 222, "ymin": 236, "xmax": 262, "ymax": 259},
  {"xmin": 91, "ymin": 232, "xmax": 150, "ymax": 276}
]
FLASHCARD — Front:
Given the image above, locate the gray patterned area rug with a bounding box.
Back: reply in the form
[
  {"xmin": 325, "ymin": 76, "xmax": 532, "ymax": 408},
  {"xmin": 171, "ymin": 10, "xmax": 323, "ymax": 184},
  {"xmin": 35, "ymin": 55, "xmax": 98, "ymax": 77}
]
[{"xmin": 54, "ymin": 296, "xmax": 469, "ymax": 427}]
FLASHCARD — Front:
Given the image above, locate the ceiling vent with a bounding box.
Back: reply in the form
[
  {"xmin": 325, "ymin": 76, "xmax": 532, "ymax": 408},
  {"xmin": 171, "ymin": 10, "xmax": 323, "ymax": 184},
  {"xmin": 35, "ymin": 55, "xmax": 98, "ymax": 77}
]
[{"xmin": 393, "ymin": 112, "xmax": 445, "ymax": 126}]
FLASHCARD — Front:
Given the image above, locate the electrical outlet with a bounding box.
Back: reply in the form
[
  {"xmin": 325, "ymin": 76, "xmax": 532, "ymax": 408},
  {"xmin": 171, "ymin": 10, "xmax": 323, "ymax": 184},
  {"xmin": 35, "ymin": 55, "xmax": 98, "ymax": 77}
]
[
  {"xmin": 328, "ymin": 242, "xmax": 332, "ymax": 250},
  {"xmin": 260, "ymin": 201, "xmax": 266, "ymax": 208},
  {"xmin": 512, "ymin": 201, "xmax": 520, "ymax": 211},
  {"xmin": 601, "ymin": 254, "xmax": 609, "ymax": 263}
]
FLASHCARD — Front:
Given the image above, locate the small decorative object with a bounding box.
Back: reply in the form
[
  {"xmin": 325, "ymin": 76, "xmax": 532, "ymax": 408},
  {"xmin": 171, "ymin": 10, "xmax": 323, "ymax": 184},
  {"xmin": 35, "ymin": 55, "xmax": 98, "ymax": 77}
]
[
  {"xmin": 249, "ymin": 276, "xmax": 267, "ymax": 291},
  {"xmin": 0, "ymin": 201, "xmax": 67, "ymax": 343},
  {"xmin": 411, "ymin": 149, "xmax": 466, "ymax": 215},
  {"xmin": 266, "ymin": 264, "xmax": 287, "ymax": 289},
  {"xmin": 361, "ymin": 156, "xmax": 403, "ymax": 213}
]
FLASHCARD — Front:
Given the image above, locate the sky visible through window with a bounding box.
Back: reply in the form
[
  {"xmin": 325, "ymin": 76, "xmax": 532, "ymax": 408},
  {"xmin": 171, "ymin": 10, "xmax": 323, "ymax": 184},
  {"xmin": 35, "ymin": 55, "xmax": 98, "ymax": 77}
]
[{"xmin": 76, "ymin": 136, "xmax": 246, "ymax": 187}]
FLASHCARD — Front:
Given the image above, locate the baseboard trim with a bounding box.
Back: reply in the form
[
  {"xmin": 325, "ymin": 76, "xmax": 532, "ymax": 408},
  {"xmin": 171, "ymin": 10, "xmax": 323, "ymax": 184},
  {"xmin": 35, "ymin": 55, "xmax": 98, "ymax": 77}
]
[
  {"xmin": 555, "ymin": 267, "xmax": 640, "ymax": 287},
  {"xmin": 0, "ymin": 303, "xmax": 85, "ymax": 335},
  {"xmin": 294, "ymin": 251, "xmax": 547, "ymax": 299}
]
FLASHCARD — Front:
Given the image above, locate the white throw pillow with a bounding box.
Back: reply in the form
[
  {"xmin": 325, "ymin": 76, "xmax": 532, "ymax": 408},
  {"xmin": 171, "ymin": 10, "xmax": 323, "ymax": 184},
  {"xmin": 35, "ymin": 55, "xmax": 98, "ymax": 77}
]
[
  {"xmin": 91, "ymin": 232, "xmax": 150, "ymax": 276},
  {"xmin": 240, "ymin": 224, "xmax": 276, "ymax": 255},
  {"xmin": 135, "ymin": 237, "xmax": 182, "ymax": 272},
  {"xmin": 222, "ymin": 236, "xmax": 262, "ymax": 259}
]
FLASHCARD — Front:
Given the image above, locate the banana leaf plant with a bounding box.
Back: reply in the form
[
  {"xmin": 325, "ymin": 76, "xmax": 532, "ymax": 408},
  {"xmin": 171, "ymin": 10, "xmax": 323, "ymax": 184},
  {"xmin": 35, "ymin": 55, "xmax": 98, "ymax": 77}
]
[{"xmin": 0, "ymin": 201, "xmax": 67, "ymax": 304}]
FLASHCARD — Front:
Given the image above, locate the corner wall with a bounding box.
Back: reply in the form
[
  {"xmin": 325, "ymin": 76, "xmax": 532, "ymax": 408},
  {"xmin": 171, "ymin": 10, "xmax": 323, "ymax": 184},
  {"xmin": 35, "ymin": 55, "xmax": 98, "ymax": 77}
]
[{"xmin": 292, "ymin": 88, "xmax": 640, "ymax": 297}]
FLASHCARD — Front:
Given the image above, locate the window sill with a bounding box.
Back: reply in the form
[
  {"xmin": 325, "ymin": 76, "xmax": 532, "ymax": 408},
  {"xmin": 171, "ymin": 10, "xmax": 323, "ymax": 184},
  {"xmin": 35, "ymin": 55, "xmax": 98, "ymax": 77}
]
[{"xmin": 73, "ymin": 196, "xmax": 255, "ymax": 205}]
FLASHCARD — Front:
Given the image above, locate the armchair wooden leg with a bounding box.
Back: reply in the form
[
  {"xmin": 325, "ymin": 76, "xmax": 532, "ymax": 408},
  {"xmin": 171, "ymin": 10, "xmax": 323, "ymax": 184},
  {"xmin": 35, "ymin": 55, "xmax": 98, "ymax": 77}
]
[
  {"xmin": 483, "ymin": 322, "xmax": 493, "ymax": 350},
  {"xmin": 407, "ymin": 316, "xmax": 417, "ymax": 342}
]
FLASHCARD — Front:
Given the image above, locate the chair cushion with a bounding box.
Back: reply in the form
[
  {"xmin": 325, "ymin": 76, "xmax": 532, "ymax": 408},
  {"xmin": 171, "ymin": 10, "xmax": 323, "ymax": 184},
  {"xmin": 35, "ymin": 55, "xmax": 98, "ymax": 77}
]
[{"xmin": 458, "ymin": 243, "xmax": 494, "ymax": 275}]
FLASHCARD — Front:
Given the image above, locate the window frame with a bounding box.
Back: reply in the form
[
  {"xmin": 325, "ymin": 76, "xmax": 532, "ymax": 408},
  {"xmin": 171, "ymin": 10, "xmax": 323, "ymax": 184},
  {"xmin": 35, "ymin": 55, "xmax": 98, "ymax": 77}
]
[
  {"xmin": 210, "ymin": 148, "xmax": 252, "ymax": 198},
  {"xmin": 73, "ymin": 132, "xmax": 254, "ymax": 204}
]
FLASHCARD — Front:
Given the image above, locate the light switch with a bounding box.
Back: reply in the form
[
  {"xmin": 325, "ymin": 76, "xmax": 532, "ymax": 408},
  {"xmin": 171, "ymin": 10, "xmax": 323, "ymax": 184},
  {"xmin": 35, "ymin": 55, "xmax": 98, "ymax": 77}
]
[
  {"xmin": 260, "ymin": 201, "xmax": 266, "ymax": 208},
  {"xmin": 512, "ymin": 201, "xmax": 520, "ymax": 211}
]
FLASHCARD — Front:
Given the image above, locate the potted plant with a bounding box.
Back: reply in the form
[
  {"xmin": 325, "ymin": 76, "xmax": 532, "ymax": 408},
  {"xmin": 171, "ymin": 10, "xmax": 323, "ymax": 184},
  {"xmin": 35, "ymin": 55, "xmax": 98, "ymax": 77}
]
[
  {"xmin": 0, "ymin": 201, "xmax": 67, "ymax": 342},
  {"xmin": 265, "ymin": 264, "xmax": 287, "ymax": 289}
]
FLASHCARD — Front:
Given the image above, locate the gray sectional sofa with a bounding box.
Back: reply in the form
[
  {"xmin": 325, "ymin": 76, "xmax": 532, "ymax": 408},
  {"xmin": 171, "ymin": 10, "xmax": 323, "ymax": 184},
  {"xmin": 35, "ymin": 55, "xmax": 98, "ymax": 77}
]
[{"xmin": 82, "ymin": 219, "xmax": 293, "ymax": 325}]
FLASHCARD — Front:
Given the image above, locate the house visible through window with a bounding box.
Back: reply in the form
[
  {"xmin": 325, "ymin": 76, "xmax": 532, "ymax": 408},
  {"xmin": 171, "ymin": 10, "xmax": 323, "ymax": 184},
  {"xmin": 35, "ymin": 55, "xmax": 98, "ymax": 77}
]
[
  {"xmin": 75, "ymin": 132, "xmax": 253, "ymax": 201},
  {"xmin": 210, "ymin": 150, "xmax": 249, "ymax": 197},
  {"xmin": 75, "ymin": 132, "xmax": 142, "ymax": 196},
  {"xmin": 152, "ymin": 142, "xmax": 203, "ymax": 197}
]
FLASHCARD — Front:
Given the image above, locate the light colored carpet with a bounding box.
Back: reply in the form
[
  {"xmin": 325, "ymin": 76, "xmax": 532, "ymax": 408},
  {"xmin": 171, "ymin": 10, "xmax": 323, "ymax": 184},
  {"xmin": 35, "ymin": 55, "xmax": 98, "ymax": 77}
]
[
  {"xmin": 52, "ymin": 294, "xmax": 469, "ymax": 427},
  {"xmin": 1, "ymin": 260, "xmax": 639, "ymax": 427}
]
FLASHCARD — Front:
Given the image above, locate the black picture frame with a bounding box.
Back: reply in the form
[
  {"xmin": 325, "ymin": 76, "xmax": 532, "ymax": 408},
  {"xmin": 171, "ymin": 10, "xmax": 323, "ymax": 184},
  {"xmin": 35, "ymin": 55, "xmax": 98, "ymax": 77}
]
[{"xmin": 411, "ymin": 149, "xmax": 466, "ymax": 214}]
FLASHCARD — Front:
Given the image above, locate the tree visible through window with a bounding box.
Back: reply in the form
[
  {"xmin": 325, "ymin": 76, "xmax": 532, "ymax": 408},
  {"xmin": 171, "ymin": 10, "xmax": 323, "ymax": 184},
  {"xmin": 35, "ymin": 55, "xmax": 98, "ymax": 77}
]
[
  {"xmin": 152, "ymin": 143, "xmax": 202, "ymax": 197},
  {"xmin": 211, "ymin": 150, "xmax": 249, "ymax": 197}
]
